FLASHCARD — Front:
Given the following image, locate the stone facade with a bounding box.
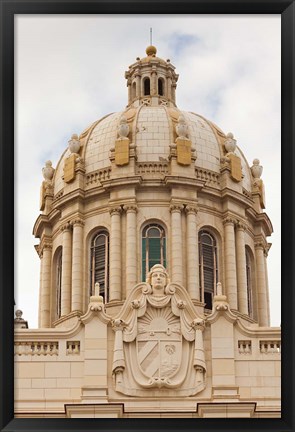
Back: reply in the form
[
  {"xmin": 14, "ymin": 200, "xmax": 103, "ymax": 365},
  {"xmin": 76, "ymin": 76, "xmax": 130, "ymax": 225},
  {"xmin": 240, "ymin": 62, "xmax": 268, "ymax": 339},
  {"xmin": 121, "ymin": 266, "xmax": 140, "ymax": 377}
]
[{"xmin": 14, "ymin": 46, "xmax": 280, "ymax": 418}]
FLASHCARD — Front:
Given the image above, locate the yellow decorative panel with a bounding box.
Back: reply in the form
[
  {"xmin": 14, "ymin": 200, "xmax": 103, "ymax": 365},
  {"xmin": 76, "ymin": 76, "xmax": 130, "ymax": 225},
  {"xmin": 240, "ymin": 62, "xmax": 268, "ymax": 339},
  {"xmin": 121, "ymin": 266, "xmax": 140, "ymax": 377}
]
[
  {"xmin": 228, "ymin": 153, "xmax": 242, "ymax": 182},
  {"xmin": 64, "ymin": 154, "xmax": 77, "ymax": 183},
  {"xmin": 176, "ymin": 138, "xmax": 191, "ymax": 165},
  {"xmin": 39, "ymin": 181, "xmax": 46, "ymax": 211},
  {"xmin": 115, "ymin": 138, "xmax": 129, "ymax": 166}
]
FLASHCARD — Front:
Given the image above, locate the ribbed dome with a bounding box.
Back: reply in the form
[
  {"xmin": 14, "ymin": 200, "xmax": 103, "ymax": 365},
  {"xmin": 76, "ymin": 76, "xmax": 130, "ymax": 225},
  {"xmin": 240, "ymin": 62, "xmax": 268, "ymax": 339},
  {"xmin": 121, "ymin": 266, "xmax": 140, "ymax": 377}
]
[{"xmin": 53, "ymin": 105, "xmax": 252, "ymax": 195}]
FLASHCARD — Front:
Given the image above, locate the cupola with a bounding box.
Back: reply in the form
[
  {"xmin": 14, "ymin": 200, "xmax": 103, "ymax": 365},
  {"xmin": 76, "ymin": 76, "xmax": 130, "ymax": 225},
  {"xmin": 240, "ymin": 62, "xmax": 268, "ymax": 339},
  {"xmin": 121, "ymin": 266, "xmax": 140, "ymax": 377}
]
[{"xmin": 125, "ymin": 46, "xmax": 179, "ymax": 107}]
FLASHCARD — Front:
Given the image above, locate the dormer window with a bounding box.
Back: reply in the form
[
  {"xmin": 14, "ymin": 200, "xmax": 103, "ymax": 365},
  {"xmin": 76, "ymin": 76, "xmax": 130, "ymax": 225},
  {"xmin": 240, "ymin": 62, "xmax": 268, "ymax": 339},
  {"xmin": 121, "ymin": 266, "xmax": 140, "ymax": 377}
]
[
  {"xmin": 144, "ymin": 77, "xmax": 150, "ymax": 96},
  {"xmin": 158, "ymin": 78, "xmax": 164, "ymax": 96}
]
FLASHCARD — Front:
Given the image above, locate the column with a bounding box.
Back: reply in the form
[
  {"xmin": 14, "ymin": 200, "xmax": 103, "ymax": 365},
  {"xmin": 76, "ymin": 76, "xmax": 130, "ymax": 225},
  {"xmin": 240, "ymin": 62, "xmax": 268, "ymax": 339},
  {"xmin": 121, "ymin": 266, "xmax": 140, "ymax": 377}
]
[
  {"xmin": 61, "ymin": 222, "xmax": 72, "ymax": 316},
  {"xmin": 235, "ymin": 222, "xmax": 248, "ymax": 315},
  {"xmin": 71, "ymin": 218, "xmax": 84, "ymax": 312},
  {"xmin": 151, "ymin": 68, "xmax": 157, "ymax": 96},
  {"xmin": 109, "ymin": 207, "xmax": 122, "ymax": 301},
  {"xmin": 127, "ymin": 79, "xmax": 131, "ymax": 104},
  {"xmin": 170, "ymin": 203, "xmax": 184, "ymax": 285},
  {"xmin": 38, "ymin": 250, "xmax": 44, "ymax": 328},
  {"xmin": 135, "ymin": 72, "xmax": 141, "ymax": 98},
  {"xmin": 40, "ymin": 243, "xmax": 52, "ymax": 327},
  {"xmin": 167, "ymin": 73, "xmax": 172, "ymax": 100},
  {"xmin": 255, "ymin": 242, "xmax": 268, "ymax": 326},
  {"xmin": 124, "ymin": 205, "xmax": 137, "ymax": 297},
  {"xmin": 223, "ymin": 217, "xmax": 238, "ymax": 309},
  {"xmin": 264, "ymin": 247, "xmax": 271, "ymax": 326},
  {"xmin": 185, "ymin": 206, "xmax": 199, "ymax": 300}
]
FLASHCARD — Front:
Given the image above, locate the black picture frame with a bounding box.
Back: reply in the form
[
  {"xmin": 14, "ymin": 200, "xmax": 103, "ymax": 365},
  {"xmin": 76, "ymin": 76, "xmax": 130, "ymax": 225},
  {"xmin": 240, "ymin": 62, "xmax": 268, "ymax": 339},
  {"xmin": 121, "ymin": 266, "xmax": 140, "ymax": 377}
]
[{"xmin": 0, "ymin": 1, "xmax": 294, "ymax": 431}]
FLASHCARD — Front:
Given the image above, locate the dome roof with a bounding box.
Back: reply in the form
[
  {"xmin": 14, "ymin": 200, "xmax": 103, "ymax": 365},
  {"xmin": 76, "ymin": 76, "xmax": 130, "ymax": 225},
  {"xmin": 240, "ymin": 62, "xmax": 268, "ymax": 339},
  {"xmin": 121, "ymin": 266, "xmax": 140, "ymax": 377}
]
[{"xmin": 53, "ymin": 105, "xmax": 252, "ymax": 195}]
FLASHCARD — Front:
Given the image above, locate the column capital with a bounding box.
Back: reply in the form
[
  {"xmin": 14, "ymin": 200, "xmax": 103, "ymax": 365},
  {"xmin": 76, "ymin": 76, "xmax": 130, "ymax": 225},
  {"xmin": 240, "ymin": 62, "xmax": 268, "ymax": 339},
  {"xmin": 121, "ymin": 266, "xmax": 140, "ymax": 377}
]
[
  {"xmin": 170, "ymin": 203, "xmax": 184, "ymax": 213},
  {"xmin": 223, "ymin": 216, "xmax": 236, "ymax": 226},
  {"xmin": 185, "ymin": 205, "xmax": 198, "ymax": 215},
  {"xmin": 60, "ymin": 221, "xmax": 72, "ymax": 232},
  {"xmin": 123, "ymin": 204, "xmax": 138, "ymax": 213},
  {"xmin": 71, "ymin": 218, "xmax": 85, "ymax": 228},
  {"xmin": 254, "ymin": 241, "xmax": 266, "ymax": 251},
  {"xmin": 236, "ymin": 220, "xmax": 247, "ymax": 231},
  {"xmin": 110, "ymin": 206, "xmax": 123, "ymax": 216}
]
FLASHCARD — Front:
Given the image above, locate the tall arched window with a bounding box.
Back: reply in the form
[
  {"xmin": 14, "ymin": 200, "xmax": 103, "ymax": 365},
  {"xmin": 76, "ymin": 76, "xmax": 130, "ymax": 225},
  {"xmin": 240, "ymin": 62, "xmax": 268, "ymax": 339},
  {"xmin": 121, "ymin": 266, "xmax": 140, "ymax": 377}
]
[
  {"xmin": 158, "ymin": 78, "xmax": 164, "ymax": 96},
  {"xmin": 199, "ymin": 230, "xmax": 218, "ymax": 311},
  {"xmin": 56, "ymin": 250, "xmax": 62, "ymax": 319},
  {"xmin": 142, "ymin": 224, "xmax": 166, "ymax": 281},
  {"xmin": 90, "ymin": 230, "xmax": 109, "ymax": 301},
  {"xmin": 246, "ymin": 248, "xmax": 253, "ymax": 317},
  {"xmin": 144, "ymin": 77, "xmax": 150, "ymax": 96}
]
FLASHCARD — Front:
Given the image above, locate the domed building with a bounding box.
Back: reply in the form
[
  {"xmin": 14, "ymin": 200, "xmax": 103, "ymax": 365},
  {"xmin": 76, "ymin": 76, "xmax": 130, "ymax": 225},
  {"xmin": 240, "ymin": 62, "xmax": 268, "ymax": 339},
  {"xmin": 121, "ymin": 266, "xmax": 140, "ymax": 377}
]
[{"xmin": 14, "ymin": 46, "xmax": 281, "ymax": 418}]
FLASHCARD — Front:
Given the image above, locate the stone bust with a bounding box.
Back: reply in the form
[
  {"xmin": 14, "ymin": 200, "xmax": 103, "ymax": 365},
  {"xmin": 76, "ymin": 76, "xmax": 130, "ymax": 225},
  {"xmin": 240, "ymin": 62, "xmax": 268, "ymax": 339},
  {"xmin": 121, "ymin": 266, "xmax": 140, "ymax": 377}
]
[{"xmin": 146, "ymin": 264, "xmax": 170, "ymax": 296}]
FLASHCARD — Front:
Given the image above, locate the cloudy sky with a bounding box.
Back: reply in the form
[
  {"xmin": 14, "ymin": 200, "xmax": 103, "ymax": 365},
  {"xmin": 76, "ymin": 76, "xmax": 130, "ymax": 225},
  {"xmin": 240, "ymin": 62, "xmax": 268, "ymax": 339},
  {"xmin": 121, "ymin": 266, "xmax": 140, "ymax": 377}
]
[{"xmin": 15, "ymin": 15, "xmax": 281, "ymax": 328}]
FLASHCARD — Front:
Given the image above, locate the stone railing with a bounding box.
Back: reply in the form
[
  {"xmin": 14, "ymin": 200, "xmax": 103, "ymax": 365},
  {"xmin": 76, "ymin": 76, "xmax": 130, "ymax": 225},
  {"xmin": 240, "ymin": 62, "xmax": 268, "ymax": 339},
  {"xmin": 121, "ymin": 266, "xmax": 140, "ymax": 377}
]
[
  {"xmin": 238, "ymin": 340, "xmax": 252, "ymax": 354},
  {"xmin": 14, "ymin": 341, "xmax": 59, "ymax": 356},
  {"xmin": 195, "ymin": 168, "xmax": 220, "ymax": 188},
  {"xmin": 136, "ymin": 162, "xmax": 169, "ymax": 176},
  {"xmin": 237, "ymin": 339, "xmax": 281, "ymax": 356},
  {"xmin": 66, "ymin": 341, "xmax": 80, "ymax": 355},
  {"xmin": 86, "ymin": 167, "xmax": 111, "ymax": 186},
  {"xmin": 260, "ymin": 340, "xmax": 281, "ymax": 354}
]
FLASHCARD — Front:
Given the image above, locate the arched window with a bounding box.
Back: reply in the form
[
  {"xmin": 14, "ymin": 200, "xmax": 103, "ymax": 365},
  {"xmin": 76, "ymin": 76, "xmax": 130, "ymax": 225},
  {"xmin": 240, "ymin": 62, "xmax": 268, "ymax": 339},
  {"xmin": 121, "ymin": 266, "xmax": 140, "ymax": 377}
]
[
  {"xmin": 199, "ymin": 230, "xmax": 218, "ymax": 311},
  {"xmin": 56, "ymin": 250, "xmax": 62, "ymax": 319},
  {"xmin": 132, "ymin": 81, "xmax": 136, "ymax": 99},
  {"xmin": 246, "ymin": 248, "xmax": 253, "ymax": 317},
  {"xmin": 142, "ymin": 224, "xmax": 166, "ymax": 281},
  {"xmin": 158, "ymin": 78, "xmax": 164, "ymax": 96},
  {"xmin": 144, "ymin": 77, "xmax": 150, "ymax": 96},
  {"xmin": 90, "ymin": 230, "xmax": 109, "ymax": 301}
]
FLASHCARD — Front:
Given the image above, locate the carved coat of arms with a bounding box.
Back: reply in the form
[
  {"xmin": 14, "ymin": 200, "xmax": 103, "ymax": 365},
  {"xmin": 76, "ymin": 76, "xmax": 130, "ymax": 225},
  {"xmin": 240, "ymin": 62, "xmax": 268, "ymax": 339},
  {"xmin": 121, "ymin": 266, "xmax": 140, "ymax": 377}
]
[{"xmin": 112, "ymin": 265, "xmax": 206, "ymax": 397}]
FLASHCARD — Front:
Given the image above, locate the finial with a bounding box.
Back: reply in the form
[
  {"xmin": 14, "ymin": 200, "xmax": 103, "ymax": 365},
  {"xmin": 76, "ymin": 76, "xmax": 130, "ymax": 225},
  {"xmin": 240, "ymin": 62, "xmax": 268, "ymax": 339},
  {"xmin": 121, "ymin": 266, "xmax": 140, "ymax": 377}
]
[
  {"xmin": 146, "ymin": 45, "xmax": 157, "ymax": 57},
  {"xmin": 68, "ymin": 133, "xmax": 81, "ymax": 154},
  {"xmin": 42, "ymin": 160, "xmax": 55, "ymax": 181},
  {"xmin": 251, "ymin": 159, "xmax": 263, "ymax": 179}
]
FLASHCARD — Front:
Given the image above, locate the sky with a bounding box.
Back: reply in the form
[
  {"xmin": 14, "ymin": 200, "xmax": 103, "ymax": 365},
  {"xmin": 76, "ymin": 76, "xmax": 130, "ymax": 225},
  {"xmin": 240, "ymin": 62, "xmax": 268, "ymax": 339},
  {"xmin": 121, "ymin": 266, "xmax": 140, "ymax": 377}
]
[{"xmin": 15, "ymin": 15, "xmax": 281, "ymax": 328}]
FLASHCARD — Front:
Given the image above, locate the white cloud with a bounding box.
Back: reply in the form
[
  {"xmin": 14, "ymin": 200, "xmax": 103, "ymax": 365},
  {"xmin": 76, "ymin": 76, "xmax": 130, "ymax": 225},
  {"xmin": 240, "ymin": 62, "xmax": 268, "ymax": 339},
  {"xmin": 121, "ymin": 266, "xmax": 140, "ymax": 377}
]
[{"xmin": 15, "ymin": 14, "xmax": 281, "ymax": 327}]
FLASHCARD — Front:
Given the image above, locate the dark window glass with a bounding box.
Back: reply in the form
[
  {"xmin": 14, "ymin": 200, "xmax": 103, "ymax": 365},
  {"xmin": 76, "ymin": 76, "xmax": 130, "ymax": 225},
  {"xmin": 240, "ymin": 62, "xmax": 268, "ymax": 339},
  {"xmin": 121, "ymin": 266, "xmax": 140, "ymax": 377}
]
[
  {"xmin": 90, "ymin": 231, "xmax": 109, "ymax": 301},
  {"xmin": 199, "ymin": 230, "xmax": 218, "ymax": 311},
  {"xmin": 142, "ymin": 224, "xmax": 166, "ymax": 281},
  {"xmin": 144, "ymin": 78, "xmax": 150, "ymax": 96}
]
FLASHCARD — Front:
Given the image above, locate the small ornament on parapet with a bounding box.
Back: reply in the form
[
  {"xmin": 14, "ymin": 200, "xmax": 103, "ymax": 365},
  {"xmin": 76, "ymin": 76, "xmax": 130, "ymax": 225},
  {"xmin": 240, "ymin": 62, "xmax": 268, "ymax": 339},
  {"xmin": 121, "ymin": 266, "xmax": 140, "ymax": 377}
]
[
  {"xmin": 90, "ymin": 282, "xmax": 104, "ymax": 311},
  {"xmin": 175, "ymin": 115, "xmax": 188, "ymax": 139},
  {"xmin": 68, "ymin": 133, "xmax": 81, "ymax": 154},
  {"xmin": 14, "ymin": 310, "xmax": 28, "ymax": 329},
  {"xmin": 118, "ymin": 115, "xmax": 130, "ymax": 139},
  {"xmin": 42, "ymin": 160, "xmax": 55, "ymax": 182},
  {"xmin": 224, "ymin": 132, "xmax": 237, "ymax": 153},
  {"xmin": 213, "ymin": 282, "xmax": 229, "ymax": 311}
]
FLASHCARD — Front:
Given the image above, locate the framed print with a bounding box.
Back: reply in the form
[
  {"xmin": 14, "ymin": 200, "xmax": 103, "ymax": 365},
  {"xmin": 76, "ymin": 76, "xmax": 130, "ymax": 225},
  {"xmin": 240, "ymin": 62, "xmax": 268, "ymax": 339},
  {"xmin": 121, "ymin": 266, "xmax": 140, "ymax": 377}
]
[{"xmin": 0, "ymin": 1, "xmax": 294, "ymax": 431}]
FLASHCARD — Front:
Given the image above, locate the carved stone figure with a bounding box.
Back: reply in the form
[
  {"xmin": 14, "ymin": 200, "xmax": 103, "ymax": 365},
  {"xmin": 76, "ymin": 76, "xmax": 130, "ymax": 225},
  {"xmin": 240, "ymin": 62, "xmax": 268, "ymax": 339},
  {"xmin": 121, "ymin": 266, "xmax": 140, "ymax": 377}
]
[
  {"xmin": 118, "ymin": 115, "xmax": 129, "ymax": 138},
  {"xmin": 112, "ymin": 265, "xmax": 206, "ymax": 397},
  {"xmin": 251, "ymin": 158, "xmax": 263, "ymax": 179},
  {"xmin": 175, "ymin": 115, "xmax": 188, "ymax": 139}
]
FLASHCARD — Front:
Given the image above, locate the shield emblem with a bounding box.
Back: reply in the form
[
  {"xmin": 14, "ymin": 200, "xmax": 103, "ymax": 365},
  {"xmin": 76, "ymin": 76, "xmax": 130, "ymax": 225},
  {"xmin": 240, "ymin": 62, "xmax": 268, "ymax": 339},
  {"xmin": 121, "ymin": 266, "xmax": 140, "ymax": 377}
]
[{"xmin": 137, "ymin": 314, "xmax": 182, "ymax": 380}]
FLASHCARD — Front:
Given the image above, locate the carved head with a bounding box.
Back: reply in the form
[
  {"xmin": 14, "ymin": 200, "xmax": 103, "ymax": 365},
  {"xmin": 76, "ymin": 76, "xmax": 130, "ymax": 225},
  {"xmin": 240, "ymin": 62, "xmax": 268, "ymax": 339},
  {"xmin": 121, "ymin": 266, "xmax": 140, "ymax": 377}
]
[{"xmin": 146, "ymin": 264, "xmax": 170, "ymax": 295}]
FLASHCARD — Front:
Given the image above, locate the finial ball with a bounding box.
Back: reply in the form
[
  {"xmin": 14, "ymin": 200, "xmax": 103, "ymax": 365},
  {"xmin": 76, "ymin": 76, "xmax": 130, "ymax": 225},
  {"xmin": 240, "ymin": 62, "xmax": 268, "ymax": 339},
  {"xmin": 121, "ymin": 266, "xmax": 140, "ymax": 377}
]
[{"xmin": 146, "ymin": 45, "xmax": 157, "ymax": 56}]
